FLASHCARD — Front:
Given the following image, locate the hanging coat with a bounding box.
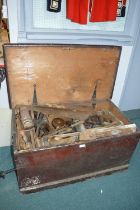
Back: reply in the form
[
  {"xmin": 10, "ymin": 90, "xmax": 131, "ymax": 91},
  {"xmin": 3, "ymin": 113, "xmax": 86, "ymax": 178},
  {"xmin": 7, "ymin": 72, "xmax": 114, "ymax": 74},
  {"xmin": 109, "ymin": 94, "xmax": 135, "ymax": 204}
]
[
  {"xmin": 90, "ymin": 0, "xmax": 118, "ymax": 22},
  {"xmin": 66, "ymin": 0, "xmax": 119, "ymax": 24},
  {"xmin": 67, "ymin": 0, "xmax": 89, "ymax": 24}
]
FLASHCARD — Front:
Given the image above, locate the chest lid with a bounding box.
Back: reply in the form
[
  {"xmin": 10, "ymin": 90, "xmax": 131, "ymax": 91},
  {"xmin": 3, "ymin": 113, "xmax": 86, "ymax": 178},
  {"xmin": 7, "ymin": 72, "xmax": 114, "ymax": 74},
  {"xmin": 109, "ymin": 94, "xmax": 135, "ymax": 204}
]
[{"xmin": 4, "ymin": 44, "xmax": 121, "ymax": 108}]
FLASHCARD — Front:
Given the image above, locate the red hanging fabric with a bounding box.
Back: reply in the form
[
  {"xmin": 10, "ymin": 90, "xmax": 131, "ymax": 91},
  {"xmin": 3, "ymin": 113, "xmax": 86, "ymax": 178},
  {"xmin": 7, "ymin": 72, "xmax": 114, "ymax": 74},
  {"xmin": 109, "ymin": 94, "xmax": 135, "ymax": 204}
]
[
  {"xmin": 66, "ymin": 0, "xmax": 119, "ymax": 24},
  {"xmin": 67, "ymin": 0, "xmax": 79, "ymax": 23},
  {"xmin": 90, "ymin": 0, "xmax": 118, "ymax": 22},
  {"xmin": 89, "ymin": 0, "xmax": 93, "ymax": 12},
  {"xmin": 66, "ymin": 0, "xmax": 89, "ymax": 24},
  {"xmin": 79, "ymin": 0, "xmax": 89, "ymax": 24},
  {"xmin": 72, "ymin": 0, "xmax": 80, "ymax": 23},
  {"xmin": 123, "ymin": 0, "xmax": 126, "ymax": 5}
]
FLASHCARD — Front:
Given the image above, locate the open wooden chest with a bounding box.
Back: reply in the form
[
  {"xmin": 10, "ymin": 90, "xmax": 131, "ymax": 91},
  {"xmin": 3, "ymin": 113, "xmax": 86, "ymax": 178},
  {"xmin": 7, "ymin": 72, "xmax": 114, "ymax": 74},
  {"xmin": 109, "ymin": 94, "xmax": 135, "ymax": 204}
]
[{"xmin": 4, "ymin": 44, "xmax": 140, "ymax": 193}]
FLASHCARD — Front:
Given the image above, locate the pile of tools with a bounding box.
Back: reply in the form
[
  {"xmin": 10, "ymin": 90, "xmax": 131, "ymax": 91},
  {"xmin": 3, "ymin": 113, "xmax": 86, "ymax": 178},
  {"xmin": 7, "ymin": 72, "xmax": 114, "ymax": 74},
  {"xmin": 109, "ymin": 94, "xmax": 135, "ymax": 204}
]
[{"xmin": 15, "ymin": 107, "xmax": 122, "ymax": 151}]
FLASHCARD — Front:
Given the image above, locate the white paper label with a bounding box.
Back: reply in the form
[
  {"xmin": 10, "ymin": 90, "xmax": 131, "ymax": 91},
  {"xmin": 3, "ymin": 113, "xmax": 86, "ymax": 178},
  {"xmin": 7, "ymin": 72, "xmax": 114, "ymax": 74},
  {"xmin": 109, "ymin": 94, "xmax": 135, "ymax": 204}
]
[{"xmin": 79, "ymin": 144, "xmax": 86, "ymax": 148}]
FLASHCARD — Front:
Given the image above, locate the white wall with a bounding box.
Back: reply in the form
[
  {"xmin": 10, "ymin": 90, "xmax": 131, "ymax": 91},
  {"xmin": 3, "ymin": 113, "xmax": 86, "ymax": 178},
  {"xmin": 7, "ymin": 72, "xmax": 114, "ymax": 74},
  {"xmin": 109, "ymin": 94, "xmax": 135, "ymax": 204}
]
[
  {"xmin": 0, "ymin": 108, "xmax": 11, "ymax": 147},
  {"xmin": 119, "ymin": 25, "xmax": 140, "ymax": 110},
  {"xmin": 7, "ymin": 0, "xmax": 18, "ymax": 43},
  {"xmin": 0, "ymin": 80, "xmax": 11, "ymax": 147}
]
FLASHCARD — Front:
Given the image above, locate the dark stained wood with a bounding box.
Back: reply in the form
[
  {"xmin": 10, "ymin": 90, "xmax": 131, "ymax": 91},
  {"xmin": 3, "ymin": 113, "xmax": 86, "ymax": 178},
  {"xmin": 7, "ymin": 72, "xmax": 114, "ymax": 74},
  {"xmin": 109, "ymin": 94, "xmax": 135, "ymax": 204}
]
[
  {"xmin": 4, "ymin": 44, "xmax": 140, "ymax": 194},
  {"xmin": 14, "ymin": 134, "xmax": 139, "ymax": 193}
]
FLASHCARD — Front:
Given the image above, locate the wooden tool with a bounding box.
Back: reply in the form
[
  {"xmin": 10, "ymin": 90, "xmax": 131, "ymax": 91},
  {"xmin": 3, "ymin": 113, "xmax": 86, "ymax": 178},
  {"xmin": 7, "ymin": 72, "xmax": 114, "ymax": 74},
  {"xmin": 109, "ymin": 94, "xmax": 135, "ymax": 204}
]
[
  {"xmin": 79, "ymin": 124, "xmax": 137, "ymax": 141},
  {"xmin": 48, "ymin": 135, "xmax": 76, "ymax": 146},
  {"xmin": 16, "ymin": 115, "xmax": 29, "ymax": 150},
  {"xmin": 30, "ymin": 129, "xmax": 36, "ymax": 149},
  {"xmin": 35, "ymin": 137, "xmax": 41, "ymax": 148},
  {"xmin": 20, "ymin": 107, "xmax": 34, "ymax": 129}
]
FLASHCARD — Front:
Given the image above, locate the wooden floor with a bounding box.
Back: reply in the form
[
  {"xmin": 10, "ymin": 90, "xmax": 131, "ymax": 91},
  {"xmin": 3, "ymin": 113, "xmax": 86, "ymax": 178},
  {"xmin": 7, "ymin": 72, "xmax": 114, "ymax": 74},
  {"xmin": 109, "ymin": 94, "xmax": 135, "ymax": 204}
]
[{"xmin": 0, "ymin": 109, "xmax": 140, "ymax": 210}]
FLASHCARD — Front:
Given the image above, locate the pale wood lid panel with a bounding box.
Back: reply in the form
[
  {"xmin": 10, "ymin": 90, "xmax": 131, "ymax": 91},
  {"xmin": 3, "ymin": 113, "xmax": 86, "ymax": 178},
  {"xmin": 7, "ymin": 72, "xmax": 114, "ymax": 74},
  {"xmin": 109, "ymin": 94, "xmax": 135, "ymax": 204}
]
[{"xmin": 4, "ymin": 45, "xmax": 121, "ymax": 108}]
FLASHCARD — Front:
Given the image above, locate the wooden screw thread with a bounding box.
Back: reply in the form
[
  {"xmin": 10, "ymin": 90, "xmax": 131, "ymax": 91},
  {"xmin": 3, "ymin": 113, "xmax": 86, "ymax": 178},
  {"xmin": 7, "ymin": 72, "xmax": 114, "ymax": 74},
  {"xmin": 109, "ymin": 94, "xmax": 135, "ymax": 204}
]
[{"xmin": 20, "ymin": 107, "xmax": 34, "ymax": 129}]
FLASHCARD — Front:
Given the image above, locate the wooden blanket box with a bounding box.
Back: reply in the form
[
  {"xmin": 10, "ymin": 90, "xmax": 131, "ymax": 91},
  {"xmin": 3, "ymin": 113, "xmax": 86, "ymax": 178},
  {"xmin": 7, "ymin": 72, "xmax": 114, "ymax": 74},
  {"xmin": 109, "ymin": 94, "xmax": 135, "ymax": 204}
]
[{"xmin": 4, "ymin": 44, "xmax": 140, "ymax": 193}]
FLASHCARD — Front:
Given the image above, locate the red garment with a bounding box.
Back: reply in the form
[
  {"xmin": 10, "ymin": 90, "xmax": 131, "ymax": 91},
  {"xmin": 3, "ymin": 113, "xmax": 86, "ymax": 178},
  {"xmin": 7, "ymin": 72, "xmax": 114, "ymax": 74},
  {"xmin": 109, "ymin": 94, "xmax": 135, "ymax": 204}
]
[
  {"xmin": 66, "ymin": 0, "xmax": 75, "ymax": 21},
  {"xmin": 66, "ymin": 0, "xmax": 119, "ymax": 24},
  {"xmin": 123, "ymin": 0, "xmax": 126, "ymax": 5},
  {"xmin": 79, "ymin": 0, "xmax": 89, "ymax": 24},
  {"xmin": 89, "ymin": 0, "xmax": 93, "ymax": 12},
  {"xmin": 72, "ymin": 0, "xmax": 80, "ymax": 23},
  {"xmin": 90, "ymin": 0, "xmax": 118, "ymax": 22},
  {"xmin": 67, "ymin": 0, "xmax": 89, "ymax": 24}
]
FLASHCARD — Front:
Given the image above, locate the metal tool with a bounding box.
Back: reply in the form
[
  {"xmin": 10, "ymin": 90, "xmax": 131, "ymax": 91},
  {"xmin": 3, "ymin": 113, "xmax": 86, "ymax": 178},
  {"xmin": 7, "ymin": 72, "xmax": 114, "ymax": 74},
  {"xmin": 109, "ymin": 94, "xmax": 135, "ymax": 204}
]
[{"xmin": 52, "ymin": 118, "xmax": 65, "ymax": 129}]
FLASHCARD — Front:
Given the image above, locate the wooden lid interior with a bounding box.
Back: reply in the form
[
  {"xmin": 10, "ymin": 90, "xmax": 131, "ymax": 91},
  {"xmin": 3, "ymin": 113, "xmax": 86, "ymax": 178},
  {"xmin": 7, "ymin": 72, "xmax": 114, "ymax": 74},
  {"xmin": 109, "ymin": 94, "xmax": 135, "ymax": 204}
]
[{"xmin": 4, "ymin": 44, "xmax": 121, "ymax": 108}]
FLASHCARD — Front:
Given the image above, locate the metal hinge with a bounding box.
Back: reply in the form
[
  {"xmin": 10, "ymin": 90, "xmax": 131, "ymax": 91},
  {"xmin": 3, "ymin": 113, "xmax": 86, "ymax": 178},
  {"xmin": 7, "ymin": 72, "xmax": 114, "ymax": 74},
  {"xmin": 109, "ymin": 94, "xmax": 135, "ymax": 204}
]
[
  {"xmin": 32, "ymin": 83, "xmax": 38, "ymax": 106},
  {"xmin": 91, "ymin": 79, "xmax": 101, "ymax": 108}
]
